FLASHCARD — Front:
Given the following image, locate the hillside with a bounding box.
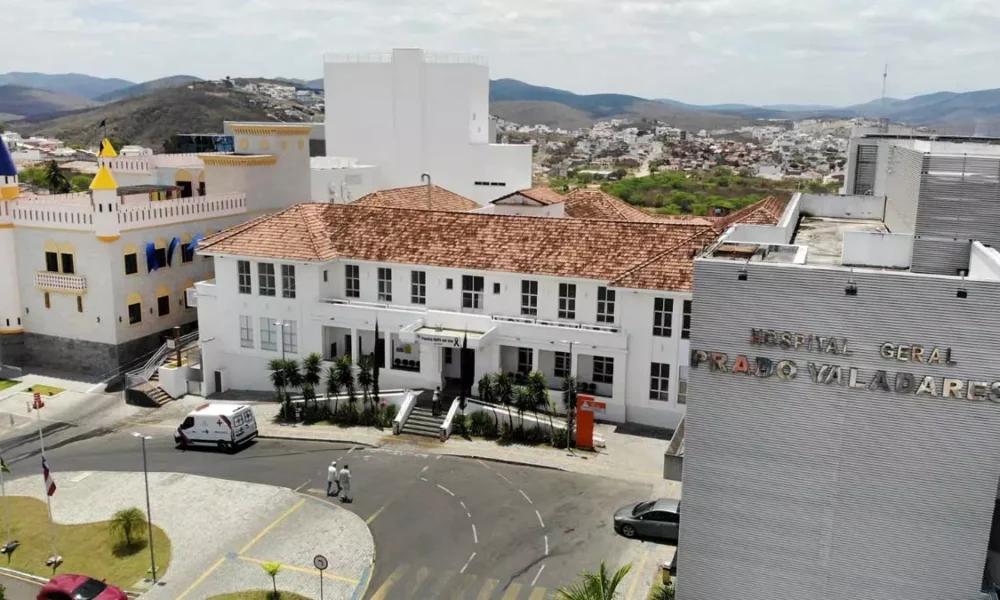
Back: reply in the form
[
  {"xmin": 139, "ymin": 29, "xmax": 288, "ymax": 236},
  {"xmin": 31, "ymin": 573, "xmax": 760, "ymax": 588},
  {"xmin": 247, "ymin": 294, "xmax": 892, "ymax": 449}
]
[
  {"xmin": 0, "ymin": 72, "xmax": 134, "ymax": 100},
  {"xmin": 11, "ymin": 87, "xmax": 284, "ymax": 150},
  {"xmin": 95, "ymin": 75, "xmax": 202, "ymax": 103},
  {"xmin": 0, "ymin": 85, "xmax": 97, "ymax": 119},
  {"xmin": 490, "ymin": 101, "xmax": 595, "ymax": 130}
]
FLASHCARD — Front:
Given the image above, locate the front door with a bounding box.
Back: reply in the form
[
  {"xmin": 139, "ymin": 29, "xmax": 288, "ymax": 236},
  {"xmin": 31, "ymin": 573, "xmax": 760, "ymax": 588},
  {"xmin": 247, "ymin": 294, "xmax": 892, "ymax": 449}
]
[{"xmin": 214, "ymin": 370, "xmax": 223, "ymax": 394}]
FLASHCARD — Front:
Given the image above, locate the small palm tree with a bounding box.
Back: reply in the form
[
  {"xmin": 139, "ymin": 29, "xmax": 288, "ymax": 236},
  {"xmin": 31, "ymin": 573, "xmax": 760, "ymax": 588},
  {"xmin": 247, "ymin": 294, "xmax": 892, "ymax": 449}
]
[
  {"xmin": 109, "ymin": 507, "xmax": 146, "ymax": 547},
  {"xmin": 527, "ymin": 371, "xmax": 551, "ymax": 434},
  {"xmin": 494, "ymin": 372, "xmax": 515, "ymax": 431},
  {"xmin": 43, "ymin": 160, "xmax": 71, "ymax": 194},
  {"xmin": 261, "ymin": 561, "xmax": 282, "ymax": 598},
  {"xmin": 301, "ymin": 353, "xmax": 323, "ymax": 410},
  {"xmin": 268, "ymin": 359, "xmax": 287, "ymax": 404},
  {"xmin": 357, "ymin": 354, "xmax": 374, "ymax": 415},
  {"xmin": 562, "ymin": 376, "xmax": 579, "ymax": 449},
  {"xmin": 334, "ymin": 355, "xmax": 357, "ymax": 414},
  {"xmin": 477, "ymin": 374, "xmax": 497, "ymax": 431},
  {"xmin": 325, "ymin": 363, "xmax": 340, "ymax": 414},
  {"xmin": 280, "ymin": 359, "xmax": 302, "ymax": 420},
  {"xmin": 558, "ymin": 562, "xmax": 632, "ymax": 600},
  {"xmin": 514, "ymin": 385, "xmax": 532, "ymax": 428}
]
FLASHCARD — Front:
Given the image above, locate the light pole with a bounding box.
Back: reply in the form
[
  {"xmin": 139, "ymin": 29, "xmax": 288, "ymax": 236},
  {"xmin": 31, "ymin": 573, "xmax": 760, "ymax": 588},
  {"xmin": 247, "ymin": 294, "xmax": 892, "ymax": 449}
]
[
  {"xmin": 273, "ymin": 320, "xmax": 291, "ymax": 361},
  {"xmin": 131, "ymin": 433, "xmax": 156, "ymax": 582}
]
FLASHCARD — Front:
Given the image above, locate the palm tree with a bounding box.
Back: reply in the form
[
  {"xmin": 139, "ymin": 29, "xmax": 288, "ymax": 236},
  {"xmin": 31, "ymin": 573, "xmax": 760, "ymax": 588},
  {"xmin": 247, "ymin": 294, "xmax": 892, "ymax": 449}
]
[
  {"xmin": 324, "ymin": 363, "xmax": 340, "ymax": 415},
  {"xmin": 477, "ymin": 374, "xmax": 497, "ymax": 432},
  {"xmin": 109, "ymin": 507, "xmax": 146, "ymax": 547},
  {"xmin": 527, "ymin": 371, "xmax": 551, "ymax": 435},
  {"xmin": 43, "ymin": 160, "xmax": 71, "ymax": 194},
  {"xmin": 494, "ymin": 372, "xmax": 515, "ymax": 431},
  {"xmin": 301, "ymin": 353, "xmax": 323, "ymax": 411},
  {"xmin": 261, "ymin": 561, "xmax": 282, "ymax": 598},
  {"xmin": 268, "ymin": 358, "xmax": 287, "ymax": 404},
  {"xmin": 334, "ymin": 355, "xmax": 357, "ymax": 415},
  {"xmin": 514, "ymin": 386, "xmax": 533, "ymax": 429},
  {"xmin": 357, "ymin": 354, "xmax": 374, "ymax": 417},
  {"xmin": 280, "ymin": 359, "xmax": 302, "ymax": 420},
  {"xmin": 562, "ymin": 375, "xmax": 579, "ymax": 449},
  {"xmin": 557, "ymin": 562, "xmax": 632, "ymax": 600}
]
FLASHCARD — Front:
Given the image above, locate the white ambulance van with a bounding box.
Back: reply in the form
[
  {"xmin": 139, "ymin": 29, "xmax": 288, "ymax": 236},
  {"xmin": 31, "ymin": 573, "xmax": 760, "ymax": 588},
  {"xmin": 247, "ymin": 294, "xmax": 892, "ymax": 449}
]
[{"xmin": 174, "ymin": 403, "xmax": 258, "ymax": 451}]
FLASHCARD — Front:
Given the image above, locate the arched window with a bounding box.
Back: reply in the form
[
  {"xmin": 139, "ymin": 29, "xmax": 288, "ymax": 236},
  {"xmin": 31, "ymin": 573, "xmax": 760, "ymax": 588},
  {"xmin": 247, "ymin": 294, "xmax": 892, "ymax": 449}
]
[
  {"xmin": 126, "ymin": 292, "xmax": 143, "ymax": 325},
  {"xmin": 155, "ymin": 285, "xmax": 170, "ymax": 317},
  {"xmin": 123, "ymin": 242, "xmax": 139, "ymax": 275}
]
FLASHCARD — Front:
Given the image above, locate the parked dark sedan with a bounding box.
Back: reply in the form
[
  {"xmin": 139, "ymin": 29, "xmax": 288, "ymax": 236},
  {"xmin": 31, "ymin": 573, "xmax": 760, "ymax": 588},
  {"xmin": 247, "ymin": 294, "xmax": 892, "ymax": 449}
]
[{"xmin": 613, "ymin": 498, "xmax": 680, "ymax": 541}]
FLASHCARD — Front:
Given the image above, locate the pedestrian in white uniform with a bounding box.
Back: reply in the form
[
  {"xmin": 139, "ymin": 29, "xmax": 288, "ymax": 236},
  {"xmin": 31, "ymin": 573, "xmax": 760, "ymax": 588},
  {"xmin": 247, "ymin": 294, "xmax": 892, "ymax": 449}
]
[
  {"xmin": 339, "ymin": 464, "xmax": 352, "ymax": 503},
  {"xmin": 327, "ymin": 460, "xmax": 340, "ymax": 497}
]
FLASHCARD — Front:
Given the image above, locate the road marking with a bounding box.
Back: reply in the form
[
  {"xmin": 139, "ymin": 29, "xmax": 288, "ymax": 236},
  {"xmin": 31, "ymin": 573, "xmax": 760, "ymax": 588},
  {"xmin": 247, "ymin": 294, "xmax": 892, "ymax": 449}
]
[
  {"xmin": 472, "ymin": 523, "xmax": 478, "ymax": 544},
  {"xmin": 0, "ymin": 569, "xmax": 43, "ymax": 586},
  {"xmin": 519, "ymin": 489, "xmax": 533, "ymax": 504},
  {"xmin": 237, "ymin": 556, "xmax": 359, "ymax": 583},
  {"xmin": 476, "ymin": 578, "xmax": 499, "ymax": 600},
  {"xmin": 544, "ymin": 534, "xmax": 549, "ymax": 556},
  {"xmin": 528, "ymin": 586, "xmax": 549, "ymax": 600},
  {"xmin": 369, "ymin": 564, "xmax": 409, "ymax": 600},
  {"xmin": 500, "ymin": 582, "xmax": 523, "ymax": 600},
  {"xmin": 421, "ymin": 465, "xmax": 429, "ymax": 473},
  {"xmin": 437, "ymin": 483, "xmax": 455, "ymax": 496},
  {"xmin": 531, "ymin": 564, "xmax": 547, "ymax": 587},
  {"xmin": 176, "ymin": 556, "xmax": 226, "ymax": 600},
  {"xmin": 239, "ymin": 498, "xmax": 305, "ymax": 554},
  {"xmin": 420, "ymin": 476, "xmax": 429, "ymax": 482},
  {"xmin": 625, "ymin": 546, "xmax": 652, "ymax": 600},
  {"xmin": 460, "ymin": 551, "xmax": 477, "ymax": 574},
  {"xmin": 535, "ymin": 509, "xmax": 545, "ymax": 528},
  {"xmin": 294, "ymin": 479, "xmax": 311, "ymax": 492},
  {"xmin": 407, "ymin": 566, "xmax": 431, "ymax": 598},
  {"xmin": 429, "ymin": 569, "xmax": 457, "ymax": 597},
  {"xmin": 348, "ymin": 445, "xmax": 357, "ymax": 453}
]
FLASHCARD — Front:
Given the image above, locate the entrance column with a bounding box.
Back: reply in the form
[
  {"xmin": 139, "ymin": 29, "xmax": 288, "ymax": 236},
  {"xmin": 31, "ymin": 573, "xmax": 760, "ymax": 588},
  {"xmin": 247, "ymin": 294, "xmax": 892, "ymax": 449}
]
[
  {"xmin": 384, "ymin": 334, "xmax": 392, "ymax": 370},
  {"xmin": 350, "ymin": 327, "xmax": 359, "ymax": 365},
  {"xmin": 531, "ymin": 346, "xmax": 540, "ymax": 373}
]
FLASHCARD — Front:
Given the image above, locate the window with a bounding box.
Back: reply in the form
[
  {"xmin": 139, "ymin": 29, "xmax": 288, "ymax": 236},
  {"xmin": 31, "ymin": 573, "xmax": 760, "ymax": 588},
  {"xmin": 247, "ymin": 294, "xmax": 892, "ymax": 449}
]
[
  {"xmin": 446, "ymin": 278, "xmax": 453, "ymax": 290},
  {"xmin": 650, "ymin": 362, "xmax": 670, "ymax": 401},
  {"xmin": 593, "ymin": 356, "xmax": 614, "ymax": 384},
  {"xmin": 462, "ymin": 275, "xmax": 484, "ymax": 310},
  {"xmin": 597, "ymin": 287, "xmax": 615, "ymax": 323},
  {"xmin": 323, "ymin": 270, "xmax": 328, "ymax": 283},
  {"xmin": 678, "ymin": 366, "xmax": 689, "ymax": 405},
  {"xmin": 76, "ymin": 296, "xmax": 83, "ymax": 313},
  {"xmin": 281, "ymin": 264, "xmax": 296, "ymax": 299},
  {"xmin": 259, "ymin": 318, "xmax": 278, "ymax": 351},
  {"xmin": 444, "ymin": 347, "xmax": 453, "ymax": 364},
  {"xmin": 124, "ymin": 253, "xmax": 138, "ymax": 275},
  {"xmin": 157, "ymin": 294, "xmax": 170, "ymax": 317},
  {"xmin": 45, "ymin": 252, "xmax": 59, "ymax": 273},
  {"xmin": 653, "ymin": 298, "xmax": 673, "ymax": 337},
  {"xmin": 521, "ymin": 280, "xmax": 538, "ymax": 316},
  {"xmin": 554, "ymin": 351, "xmax": 571, "ymax": 379},
  {"xmin": 682, "ymin": 300, "xmax": 692, "ymax": 339},
  {"xmin": 60, "ymin": 253, "xmax": 75, "ymax": 274},
  {"xmin": 345, "ymin": 264, "xmax": 360, "ymax": 298},
  {"xmin": 181, "ymin": 241, "xmax": 195, "ymax": 263},
  {"xmin": 128, "ymin": 300, "xmax": 142, "ymax": 324},
  {"xmin": 493, "ymin": 282, "xmax": 501, "ymax": 294},
  {"xmin": 154, "ymin": 246, "xmax": 168, "ymax": 270},
  {"xmin": 238, "ymin": 260, "xmax": 252, "ymax": 294},
  {"xmin": 411, "ymin": 270, "xmax": 426, "ymax": 304},
  {"xmin": 43, "ymin": 292, "xmax": 50, "ymax": 309},
  {"xmin": 517, "ymin": 347, "xmax": 533, "ymax": 375},
  {"xmin": 240, "ymin": 315, "xmax": 254, "ymax": 349},
  {"xmin": 558, "ymin": 283, "xmax": 576, "ymax": 319},
  {"xmin": 283, "ymin": 320, "xmax": 298, "ymax": 354},
  {"xmin": 378, "ymin": 267, "xmax": 392, "ymax": 302},
  {"xmin": 258, "ymin": 263, "xmax": 276, "ymax": 296}
]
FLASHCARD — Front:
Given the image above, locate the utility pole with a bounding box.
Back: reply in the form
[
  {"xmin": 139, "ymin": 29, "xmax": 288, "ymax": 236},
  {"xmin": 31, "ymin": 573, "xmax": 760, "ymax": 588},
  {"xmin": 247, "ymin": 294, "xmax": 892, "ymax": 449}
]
[{"xmin": 132, "ymin": 433, "xmax": 156, "ymax": 582}]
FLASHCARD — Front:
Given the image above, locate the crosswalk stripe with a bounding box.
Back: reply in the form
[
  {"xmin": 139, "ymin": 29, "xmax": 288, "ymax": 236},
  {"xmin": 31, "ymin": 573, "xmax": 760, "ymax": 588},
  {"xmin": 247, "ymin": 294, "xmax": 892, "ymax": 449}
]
[
  {"xmin": 405, "ymin": 566, "xmax": 431, "ymax": 599},
  {"xmin": 500, "ymin": 582, "xmax": 523, "ymax": 600},
  {"xmin": 528, "ymin": 587, "xmax": 549, "ymax": 600},
  {"xmin": 427, "ymin": 569, "xmax": 458, "ymax": 598},
  {"xmin": 476, "ymin": 578, "xmax": 499, "ymax": 600},
  {"xmin": 449, "ymin": 573, "xmax": 480, "ymax": 599},
  {"xmin": 370, "ymin": 564, "xmax": 410, "ymax": 600}
]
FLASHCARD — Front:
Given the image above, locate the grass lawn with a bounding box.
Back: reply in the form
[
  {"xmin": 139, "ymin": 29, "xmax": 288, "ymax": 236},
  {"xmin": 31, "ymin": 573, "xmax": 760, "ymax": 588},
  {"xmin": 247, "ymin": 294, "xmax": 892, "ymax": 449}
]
[
  {"xmin": 207, "ymin": 592, "xmax": 313, "ymax": 600},
  {"xmin": 0, "ymin": 379, "xmax": 18, "ymax": 392},
  {"xmin": 1, "ymin": 496, "xmax": 172, "ymax": 589},
  {"xmin": 24, "ymin": 384, "xmax": 64, "ymax": 396}
]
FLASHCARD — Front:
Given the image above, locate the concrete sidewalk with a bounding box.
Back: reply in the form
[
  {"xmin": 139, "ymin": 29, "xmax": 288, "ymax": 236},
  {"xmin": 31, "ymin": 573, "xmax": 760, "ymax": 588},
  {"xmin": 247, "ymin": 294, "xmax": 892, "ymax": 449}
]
[{"xmin": 5, "ymin": 471, "xmax": 374, "ymax": 600}]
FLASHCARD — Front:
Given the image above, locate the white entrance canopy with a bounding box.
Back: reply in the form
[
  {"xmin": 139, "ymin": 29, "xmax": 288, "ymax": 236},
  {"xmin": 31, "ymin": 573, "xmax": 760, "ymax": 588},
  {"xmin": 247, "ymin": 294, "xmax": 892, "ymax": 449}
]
[{"xmin": 408, "ymin": 326, "xmax": 495, "ymax": 349}]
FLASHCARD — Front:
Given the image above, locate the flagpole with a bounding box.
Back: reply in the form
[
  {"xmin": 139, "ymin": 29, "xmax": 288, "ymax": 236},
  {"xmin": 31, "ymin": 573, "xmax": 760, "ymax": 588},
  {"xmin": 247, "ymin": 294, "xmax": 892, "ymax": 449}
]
[{"xmin": 36, "ymin": 404, "xmax": 58, "ymax": 563}]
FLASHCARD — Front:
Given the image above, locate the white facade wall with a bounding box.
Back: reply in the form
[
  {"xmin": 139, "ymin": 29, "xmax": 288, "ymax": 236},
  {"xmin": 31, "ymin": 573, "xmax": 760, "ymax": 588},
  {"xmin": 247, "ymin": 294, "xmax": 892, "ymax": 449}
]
[
  {"xmin": 198, "ymin": 254, "xmax": 693, "ymax": 429},
  {"xmin": 474, "ymin": 203, "xmax": 566, "ymax": 218},
  {"xmin": 309, "ymin": 165, "xmax": 380, "ymax": 203},
  {"xmin": 324, "ymin": 49, "xmax": 532, "ymax": 205}
]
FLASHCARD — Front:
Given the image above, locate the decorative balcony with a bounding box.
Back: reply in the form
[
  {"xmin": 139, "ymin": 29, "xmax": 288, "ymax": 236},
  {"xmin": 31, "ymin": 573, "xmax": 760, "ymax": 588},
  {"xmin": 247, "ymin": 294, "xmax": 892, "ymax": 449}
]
[{"xmin": 34, "ymin": 271, "xmax": 87, "ymax": 294}]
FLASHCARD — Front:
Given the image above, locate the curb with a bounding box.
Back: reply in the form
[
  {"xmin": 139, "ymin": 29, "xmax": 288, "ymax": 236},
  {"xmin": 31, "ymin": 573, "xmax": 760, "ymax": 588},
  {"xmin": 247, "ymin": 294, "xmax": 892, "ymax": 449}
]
[
  {"xmin": 257, "ymin": 432, "xmax": 382, "ymax": 448},
  {"xmin": 453, "ymin": 453, "xmax": 570, "ymax": 472},
  {"xmin": 0, "ymin": 566, "xmax": 142, "ymax": 598}
]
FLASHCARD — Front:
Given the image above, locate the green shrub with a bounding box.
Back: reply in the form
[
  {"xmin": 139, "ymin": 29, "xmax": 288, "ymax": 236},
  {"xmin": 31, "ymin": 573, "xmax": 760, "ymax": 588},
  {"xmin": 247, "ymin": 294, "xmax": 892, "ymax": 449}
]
[
  {"xmin": 652, "ymin": 581, "xmax": 676, "ymax": 600},
  {"xmin": 469, "ymin": 411, "xmax": 490, "ymax": 436},
  {"xmin": 451, "ymin": 413, "xmax": 469, "ymax": 437},
  {"xmin": 381, "ymin": 403, "xmax": 399, "ymax": 427}
]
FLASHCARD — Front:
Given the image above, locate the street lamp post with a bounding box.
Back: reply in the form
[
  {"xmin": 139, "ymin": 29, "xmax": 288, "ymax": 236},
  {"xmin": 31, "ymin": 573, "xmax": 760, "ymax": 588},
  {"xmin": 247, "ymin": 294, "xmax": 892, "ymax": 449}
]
[
  {"xmin": 273, "ymin": 320, "xmax": 290, "ymax": 361},
  {"xmin": 131, "ymin": 433, "xmax": 156, "ymax": 583}
]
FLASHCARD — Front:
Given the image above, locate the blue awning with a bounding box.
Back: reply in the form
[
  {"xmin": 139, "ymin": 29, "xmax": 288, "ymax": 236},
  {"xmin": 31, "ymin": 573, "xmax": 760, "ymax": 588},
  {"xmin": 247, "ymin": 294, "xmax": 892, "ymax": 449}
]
[
  {"xmin": 167, "ymin": 237, "xmax": 179, "ymax": 267},
  {"xmin": 145, "ymin": 242, "xmax": 157, "ymax": 272},
  {"xmin": 188, "ymin": 233, "xmax": 204, "ymax": 251}
]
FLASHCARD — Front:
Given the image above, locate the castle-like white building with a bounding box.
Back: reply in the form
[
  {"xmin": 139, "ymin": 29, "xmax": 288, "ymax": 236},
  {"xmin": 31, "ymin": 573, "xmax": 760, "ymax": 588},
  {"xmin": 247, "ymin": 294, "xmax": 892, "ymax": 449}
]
[{"xmin": 0, "ymin": 123, "xmax": 312, "ymax": 378}]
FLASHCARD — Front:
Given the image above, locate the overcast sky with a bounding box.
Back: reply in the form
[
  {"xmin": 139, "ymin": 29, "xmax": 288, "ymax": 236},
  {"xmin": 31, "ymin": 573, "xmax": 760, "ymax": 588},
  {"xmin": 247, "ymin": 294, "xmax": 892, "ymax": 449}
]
[{"xmin": 4, "ymin": 0, "xmax": 999, "ymax": 106}]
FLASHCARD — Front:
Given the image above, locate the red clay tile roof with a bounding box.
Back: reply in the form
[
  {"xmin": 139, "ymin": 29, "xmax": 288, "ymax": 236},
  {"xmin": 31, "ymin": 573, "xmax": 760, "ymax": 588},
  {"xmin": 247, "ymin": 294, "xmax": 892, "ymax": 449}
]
[
  {"xmin": 200, "ymin": 203, "xmax": 718, "ymax": 291},
  {"xmin": 352, "ymin": 184, "xmax": 479, "ymax": 212},
  {"xmin": 715, "ymin": 196, "xmax": 788, "ymax": 229},
  {"xmin": 563, "ymin": 188, "xmax": 715, "ymax": 227},
  {"xmin": 493, "ymin": 187, "xmax": 566, "ymax": 206}
]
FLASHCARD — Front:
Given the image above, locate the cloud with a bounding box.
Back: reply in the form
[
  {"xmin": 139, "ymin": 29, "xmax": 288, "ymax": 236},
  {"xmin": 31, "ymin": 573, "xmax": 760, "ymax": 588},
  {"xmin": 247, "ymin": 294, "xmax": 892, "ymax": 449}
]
[{"xmin": 1, "ymin": 0, "xmax": 999, "ymax": 105}]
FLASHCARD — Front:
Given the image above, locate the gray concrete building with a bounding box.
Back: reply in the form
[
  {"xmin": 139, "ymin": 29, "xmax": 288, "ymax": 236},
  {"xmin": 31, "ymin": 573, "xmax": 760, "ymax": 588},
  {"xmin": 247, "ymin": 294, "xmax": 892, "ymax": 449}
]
[{"xmin": 677, "ymin": 161, "xmax": 1000, "ymax": 599}]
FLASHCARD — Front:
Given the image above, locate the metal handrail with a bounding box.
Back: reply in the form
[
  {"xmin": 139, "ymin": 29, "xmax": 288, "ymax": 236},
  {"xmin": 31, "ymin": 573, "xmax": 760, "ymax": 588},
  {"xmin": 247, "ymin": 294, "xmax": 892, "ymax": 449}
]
[{"xmin": 127, "ymin": 330, "xmax": 200, "ymax": 381}]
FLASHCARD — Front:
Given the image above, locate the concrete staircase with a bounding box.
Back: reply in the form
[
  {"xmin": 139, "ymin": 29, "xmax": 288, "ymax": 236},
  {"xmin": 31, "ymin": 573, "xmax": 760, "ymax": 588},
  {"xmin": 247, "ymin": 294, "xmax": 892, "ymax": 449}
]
[
  {"xmin": 145, "ymin": 371, "xmax": 174, "ymax": 407},
  {"xmin": 400, "ymin": 391, "xmax": 447, "ymax": 438}
]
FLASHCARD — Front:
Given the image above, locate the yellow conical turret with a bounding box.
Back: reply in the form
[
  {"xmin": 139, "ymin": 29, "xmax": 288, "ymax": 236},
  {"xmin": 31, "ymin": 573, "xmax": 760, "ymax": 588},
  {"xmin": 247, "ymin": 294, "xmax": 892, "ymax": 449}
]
[
  {"xmin": 90, "ymin": 165, "xmax": 119, "ymax": 191},
  {"xmin": 98, "ymin": 138, "xmax": 118, "ymax": 158}
]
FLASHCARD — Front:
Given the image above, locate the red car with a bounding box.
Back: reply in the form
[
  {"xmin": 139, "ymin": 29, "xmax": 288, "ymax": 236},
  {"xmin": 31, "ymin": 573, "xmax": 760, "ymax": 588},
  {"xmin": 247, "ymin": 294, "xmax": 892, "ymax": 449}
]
[{"xmin": 37, "ymin": 574, "xmax": 128, "ymax": 600}]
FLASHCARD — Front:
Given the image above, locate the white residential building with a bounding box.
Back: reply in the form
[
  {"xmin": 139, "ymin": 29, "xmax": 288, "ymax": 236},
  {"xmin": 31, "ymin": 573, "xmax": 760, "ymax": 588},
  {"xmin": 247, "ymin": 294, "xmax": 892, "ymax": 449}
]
[
  {"xmin": 0, "ymin": 123, "xmax": 313, "ymax": 378},
  {"xmin": 323, "ymin": 48, "xmax": 532, "ymax": 205}
]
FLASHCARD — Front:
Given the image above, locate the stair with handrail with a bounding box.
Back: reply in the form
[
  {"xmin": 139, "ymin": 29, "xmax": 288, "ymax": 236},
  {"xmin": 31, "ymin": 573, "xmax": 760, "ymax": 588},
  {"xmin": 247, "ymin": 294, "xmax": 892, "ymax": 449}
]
[{"xmin": 125, "ymin": 330, "xmax": 200, "ymax": 407}]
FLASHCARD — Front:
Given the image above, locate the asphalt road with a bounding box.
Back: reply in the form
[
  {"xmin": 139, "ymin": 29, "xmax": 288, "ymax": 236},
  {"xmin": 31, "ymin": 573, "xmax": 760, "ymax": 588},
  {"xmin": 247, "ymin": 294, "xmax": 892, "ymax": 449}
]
[{"xmin": 0, "ymin": 425, "xmax": 654, "ymax": 600}]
